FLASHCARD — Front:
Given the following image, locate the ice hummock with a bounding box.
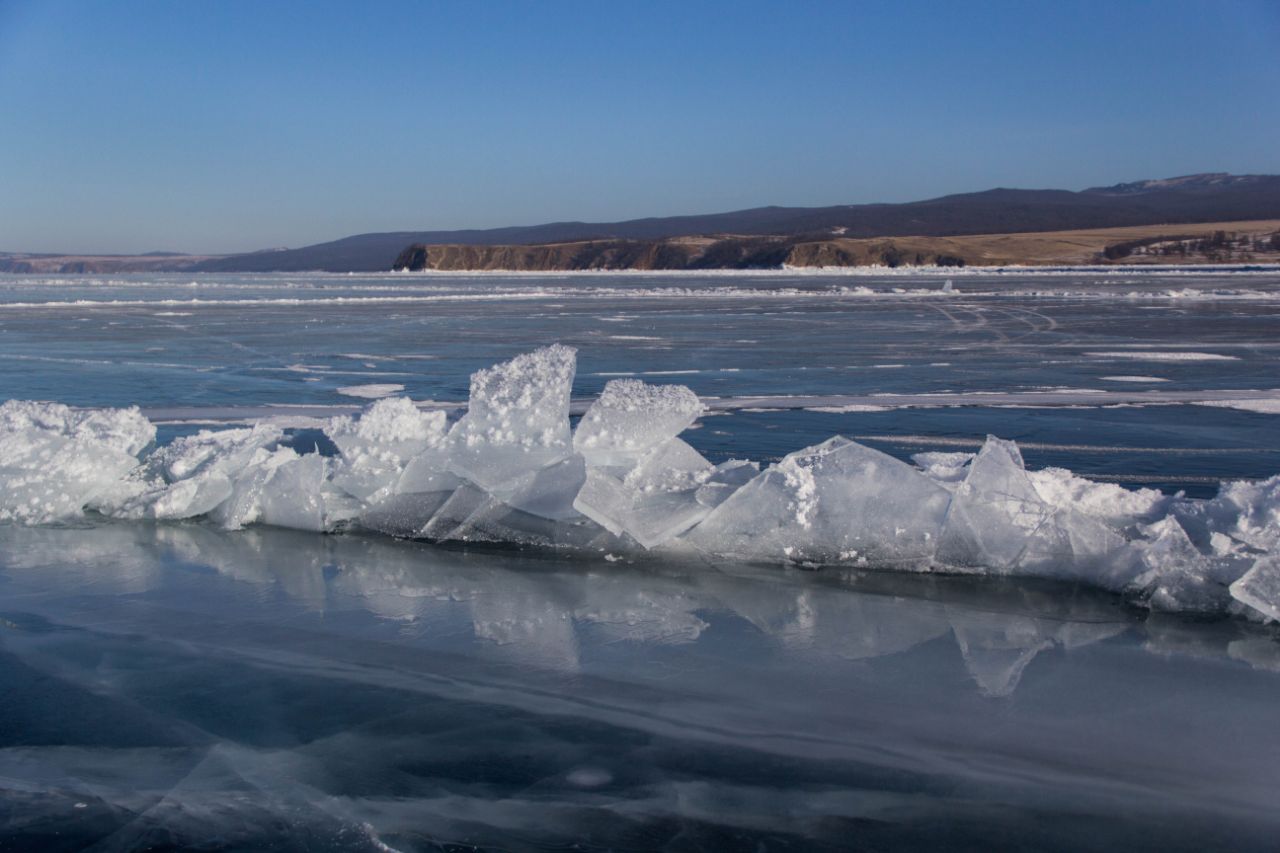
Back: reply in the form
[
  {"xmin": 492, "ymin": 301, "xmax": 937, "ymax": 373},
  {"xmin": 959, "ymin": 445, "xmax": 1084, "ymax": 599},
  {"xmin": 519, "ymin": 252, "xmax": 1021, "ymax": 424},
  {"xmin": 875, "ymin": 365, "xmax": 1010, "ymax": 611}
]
[
  {"xmin": 1, "ymin": 346, "xmax": 1279, "ymax": 621},
  {"xmin": 446, "ymin": 344, "xmax": 577, "ymax": 502},
  {"xmin": 573, "ymin": 379, "xmax": 722, "ymax": 547},
  {"xmin": 687, "ymin": 436, "xmax": 950, "ymax": 567},
  {"xmin": 0, "ymin": 400, "xmax": 155, "ymax": 524}
]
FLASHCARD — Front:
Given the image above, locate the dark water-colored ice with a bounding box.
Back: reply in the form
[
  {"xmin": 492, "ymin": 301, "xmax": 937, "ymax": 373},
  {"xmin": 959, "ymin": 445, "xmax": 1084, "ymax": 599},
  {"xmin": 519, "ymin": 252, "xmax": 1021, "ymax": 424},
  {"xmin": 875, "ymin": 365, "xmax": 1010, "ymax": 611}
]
[{"xmin": 1, "ymin": 524, "xmax": 1279, "ymax": 851}]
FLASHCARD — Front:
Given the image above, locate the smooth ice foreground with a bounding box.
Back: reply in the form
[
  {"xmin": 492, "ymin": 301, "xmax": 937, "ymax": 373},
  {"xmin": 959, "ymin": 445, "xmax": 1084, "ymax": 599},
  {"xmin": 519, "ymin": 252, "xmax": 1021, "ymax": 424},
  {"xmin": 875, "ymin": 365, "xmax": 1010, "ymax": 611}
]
[{"xmin": 2, "ymin": 345, "xmax": 1278, "ymax": 620}]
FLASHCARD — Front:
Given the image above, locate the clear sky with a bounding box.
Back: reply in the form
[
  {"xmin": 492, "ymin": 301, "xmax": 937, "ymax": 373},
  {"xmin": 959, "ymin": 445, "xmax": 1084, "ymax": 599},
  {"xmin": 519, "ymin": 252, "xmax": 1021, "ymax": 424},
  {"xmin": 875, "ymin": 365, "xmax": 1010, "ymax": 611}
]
[{"xmin": 2, "ymin": 0, "xmax": 1279, "ymax": 254}]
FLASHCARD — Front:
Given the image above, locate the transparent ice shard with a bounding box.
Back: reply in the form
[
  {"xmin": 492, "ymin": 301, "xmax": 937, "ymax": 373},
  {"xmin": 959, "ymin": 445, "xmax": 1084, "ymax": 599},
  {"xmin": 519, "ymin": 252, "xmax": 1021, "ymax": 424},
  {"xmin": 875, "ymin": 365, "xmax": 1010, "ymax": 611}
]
[
  {"xmin": 695, "ymin": 459, "xmax": 759, "ymax": 509},
  {"xmin": 574, "ymin": 438, "xmax": 715, "ymax": 548},
  {"xmin": 257, "ymin": 451, "xmax": 329, "ymax": 532},
  {"xmin": 937, "ymin": 436, "xmax": 1069, "ymax": 572},
  {"xmin": 1229, "ymin": 556, "xmax": 1280, "ymax": 622},
  {"xmin": 568, "ymin": 378, "xmax": 717, "ymax": 549},
  {"xmin": 687, "ymin": 436, "xmax": 952, "ymax": 566}
]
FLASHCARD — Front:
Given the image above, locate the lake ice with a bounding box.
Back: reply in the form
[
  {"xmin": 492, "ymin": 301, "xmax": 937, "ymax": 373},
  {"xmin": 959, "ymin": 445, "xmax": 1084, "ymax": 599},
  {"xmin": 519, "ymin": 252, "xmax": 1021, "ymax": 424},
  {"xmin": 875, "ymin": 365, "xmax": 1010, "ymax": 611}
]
[{"xmin": 1, "ymin": 269, "xmax": 1279, "ymax": 849}]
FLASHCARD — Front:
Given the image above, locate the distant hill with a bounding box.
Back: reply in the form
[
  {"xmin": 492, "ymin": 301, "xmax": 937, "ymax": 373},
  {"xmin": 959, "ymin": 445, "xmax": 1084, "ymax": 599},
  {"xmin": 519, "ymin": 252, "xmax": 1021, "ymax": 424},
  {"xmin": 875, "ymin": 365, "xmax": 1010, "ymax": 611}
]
[
  {"xmin": 191, "ymin": 173, "xmax": 1280, "ymax": 272},
  {"xmin": 0, "ymin": 252, "xmax": 223, "ymax": 274},
  {"xmin": 5, "ymin": 173, "xmax": 1279, "ymax": 273}
]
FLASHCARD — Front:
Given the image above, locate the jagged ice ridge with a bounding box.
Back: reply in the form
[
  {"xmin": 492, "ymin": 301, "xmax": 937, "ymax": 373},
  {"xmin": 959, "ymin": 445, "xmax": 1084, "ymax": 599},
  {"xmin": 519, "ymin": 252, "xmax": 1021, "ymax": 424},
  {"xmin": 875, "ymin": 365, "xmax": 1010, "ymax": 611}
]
[{"xmin": 1, "ymin": 345, "xmax": 1278, "ymax": 620}]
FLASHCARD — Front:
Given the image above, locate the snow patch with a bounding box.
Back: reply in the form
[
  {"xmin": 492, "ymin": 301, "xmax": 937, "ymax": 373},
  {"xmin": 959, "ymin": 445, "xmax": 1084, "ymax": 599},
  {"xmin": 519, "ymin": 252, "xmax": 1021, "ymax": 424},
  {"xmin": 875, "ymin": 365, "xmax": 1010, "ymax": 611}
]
[{"xmin": 336, "ymin": 384, "xmax": 406, "ymax": 399}]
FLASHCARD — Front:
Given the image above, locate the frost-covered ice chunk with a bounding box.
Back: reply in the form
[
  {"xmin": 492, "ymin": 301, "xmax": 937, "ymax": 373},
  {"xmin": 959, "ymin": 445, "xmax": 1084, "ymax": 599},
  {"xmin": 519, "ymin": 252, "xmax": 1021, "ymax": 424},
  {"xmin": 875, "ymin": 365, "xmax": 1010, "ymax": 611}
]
[
  {"xmin": 687, "ymin": 436, "xmax": 952, "ymax": 565},
  {"xmin": 912, "ymin": 451, "xmax": 974, "ymax": 485},
  {"xmin": 1175, "ymin": 474, "xmax": 1280, "ymax": 554},
  {"xmin": 151, "ymin": 425, "xmax": 283, "ymax": 483},
  {"xmin": 326, "ymin": 397, "xmax": 448, "ymax": 502},
  {"xmin": 1028, "ymin": 466, "xmax": 1169, "ymax": 527},
  {"xmin": 0, "ymin": 400, "xmax": 155, "ymax": 523},
  {"xmin": 569, "ymin": 379, "xmax": 717, "ymax": 548},
  {"xmin": 1229, "ymin": 556, "xmax": 1280, "ymax": 622},
  {"xmin": 131, "ymin": 424, "xmax": 283, "ymax": 520},
  {"xmin": 0, "ymin": 400, "xmax": 153, "ymax": 458},
  {"xmin": 328, "ymin": 397, "xmax": 447, "ymax": 465},
  {"xmin": 446, "ymin": 345, "xmax": 578, "ymax": 500},
  {"xmin": 119, "ymin": 423, "xmax": 336, "ymax": 532},
  {"xmin": 574, "ymin": 379, "xmax": 702, "ymax": 468}
]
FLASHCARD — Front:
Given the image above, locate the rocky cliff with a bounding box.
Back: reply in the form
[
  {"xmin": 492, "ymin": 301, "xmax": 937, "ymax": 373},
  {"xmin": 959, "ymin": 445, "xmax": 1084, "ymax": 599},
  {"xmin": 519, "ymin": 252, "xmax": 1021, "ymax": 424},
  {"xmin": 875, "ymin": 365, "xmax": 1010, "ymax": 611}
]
[{"xmin": 393, "ymin": 221, "xmax": 1280, "ymax": 272}]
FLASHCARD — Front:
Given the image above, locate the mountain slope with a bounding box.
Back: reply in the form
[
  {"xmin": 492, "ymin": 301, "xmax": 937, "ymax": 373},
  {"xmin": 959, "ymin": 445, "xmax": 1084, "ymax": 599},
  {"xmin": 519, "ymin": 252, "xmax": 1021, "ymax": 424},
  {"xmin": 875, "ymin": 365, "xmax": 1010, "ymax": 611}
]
[{"xmin": 190, "ymin": 173, "xmax": 1280, "ymax": 272}]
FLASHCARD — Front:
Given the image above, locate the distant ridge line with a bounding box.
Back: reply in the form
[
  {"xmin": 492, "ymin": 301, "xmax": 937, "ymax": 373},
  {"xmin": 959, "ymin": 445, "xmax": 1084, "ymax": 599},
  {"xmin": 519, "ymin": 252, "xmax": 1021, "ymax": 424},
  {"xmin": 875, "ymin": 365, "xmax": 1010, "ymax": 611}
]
[{"xmin": 3, "ymin": 173, "xmax": 1278, "ymax": 273}]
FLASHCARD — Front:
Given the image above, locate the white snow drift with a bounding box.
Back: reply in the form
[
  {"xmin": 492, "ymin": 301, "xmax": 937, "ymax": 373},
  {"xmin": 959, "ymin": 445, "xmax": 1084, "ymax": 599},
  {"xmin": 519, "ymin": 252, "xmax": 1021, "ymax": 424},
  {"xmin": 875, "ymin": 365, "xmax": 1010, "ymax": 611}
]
[{"xmin": 1, "ymin": 345, "xmax": 1278, "ymax": 621}]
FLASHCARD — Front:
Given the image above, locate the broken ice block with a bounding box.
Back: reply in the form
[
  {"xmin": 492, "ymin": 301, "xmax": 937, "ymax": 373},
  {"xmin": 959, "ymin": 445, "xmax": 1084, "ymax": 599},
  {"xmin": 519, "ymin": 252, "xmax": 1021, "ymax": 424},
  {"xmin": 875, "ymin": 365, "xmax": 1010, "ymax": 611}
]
[
  {"xmin": 937, "ymin": 436, "xmax": 1070, "ymax": 572},
  {"xmin": 258, "ymin": 451, "xmax": 328, "ymax": 532},
  {"xmin": 446, "ymin": 345, "xmax": 578, "ymax": 500},
  {"xmin": 326, "ymin": 397, "xmax": 448, "ymax": 502},
  {"xmin": 142, "ymin": 425, "xmax": 283, "ymax": 520},
  {"xmin": 1229, "ymin": 556, "xmax": 1280, "ymax": 622},
  {"xmin": 0, "ymin": 400, "xmax": 156, "ymax": 524},
  {"xmin": 573, "ymin": 438, "xmax": 716, "ymax": 548},
  {"xmin": 574, "ymin": 378, "xmax": 702, "ymax": 468},
  {"xmin": 687, "ymin": 436, "xmax": 952, "ymax": 566}
]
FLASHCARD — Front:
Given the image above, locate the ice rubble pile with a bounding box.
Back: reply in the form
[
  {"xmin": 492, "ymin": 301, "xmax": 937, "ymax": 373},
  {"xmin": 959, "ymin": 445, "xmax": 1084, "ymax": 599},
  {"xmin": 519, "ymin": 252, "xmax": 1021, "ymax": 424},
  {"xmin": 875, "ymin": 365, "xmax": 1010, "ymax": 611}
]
[{"xmin": 1, "ymin": 345, "xmax": 1278, "ymax": 620}]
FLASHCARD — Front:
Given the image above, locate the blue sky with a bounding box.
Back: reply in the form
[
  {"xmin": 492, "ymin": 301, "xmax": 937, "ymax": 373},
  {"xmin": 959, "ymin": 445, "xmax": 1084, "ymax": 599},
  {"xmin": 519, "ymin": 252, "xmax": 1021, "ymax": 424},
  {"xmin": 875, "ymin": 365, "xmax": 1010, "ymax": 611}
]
[{"xmin": 2, "ymin": 0, "xmax": 1278, "ymax": 254}]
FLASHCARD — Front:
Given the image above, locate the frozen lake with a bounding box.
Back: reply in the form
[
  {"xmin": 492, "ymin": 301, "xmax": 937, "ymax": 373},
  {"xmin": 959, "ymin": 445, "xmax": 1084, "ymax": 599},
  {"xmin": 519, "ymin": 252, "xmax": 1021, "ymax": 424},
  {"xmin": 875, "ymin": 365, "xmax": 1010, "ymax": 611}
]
[
  {"xmin": 2, "ymin": 269, "xmax": 1279, "ymax": 493},
  {"xmin": 1, "ymin": 269, "xmax": 1279, "ymax": 849}
]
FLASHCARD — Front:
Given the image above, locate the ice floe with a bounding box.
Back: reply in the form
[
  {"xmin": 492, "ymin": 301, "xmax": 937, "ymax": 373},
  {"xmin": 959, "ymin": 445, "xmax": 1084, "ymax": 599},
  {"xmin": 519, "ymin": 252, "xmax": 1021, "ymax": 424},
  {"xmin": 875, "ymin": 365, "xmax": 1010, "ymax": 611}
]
[{"xmin": 2, "ymin": 346, "xmax": 1279, "ymax": 621}]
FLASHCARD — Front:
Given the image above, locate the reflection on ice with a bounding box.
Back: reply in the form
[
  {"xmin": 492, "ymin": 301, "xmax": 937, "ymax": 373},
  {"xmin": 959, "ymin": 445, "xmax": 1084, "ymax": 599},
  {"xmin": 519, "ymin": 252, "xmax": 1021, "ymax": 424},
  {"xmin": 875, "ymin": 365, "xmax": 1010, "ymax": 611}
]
[
  {"xmin": 1, "ymin": 521, "xmax": 1274, "ymax": 695},
  {"xmin": 2, "ymin": 345, "xmax": 1279, "ymax": 621},
  {"xmin": 1, "ymin": 523, "xmax": 1279, "ymax": 850}
]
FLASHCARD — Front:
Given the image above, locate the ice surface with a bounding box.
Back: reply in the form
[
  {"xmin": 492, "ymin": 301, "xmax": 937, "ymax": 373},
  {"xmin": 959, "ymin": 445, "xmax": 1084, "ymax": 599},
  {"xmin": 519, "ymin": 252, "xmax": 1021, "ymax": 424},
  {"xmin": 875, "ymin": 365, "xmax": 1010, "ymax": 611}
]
[{"xmin": 0, "ymin": 347, "xmax": 1277, "ymax": 620}]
